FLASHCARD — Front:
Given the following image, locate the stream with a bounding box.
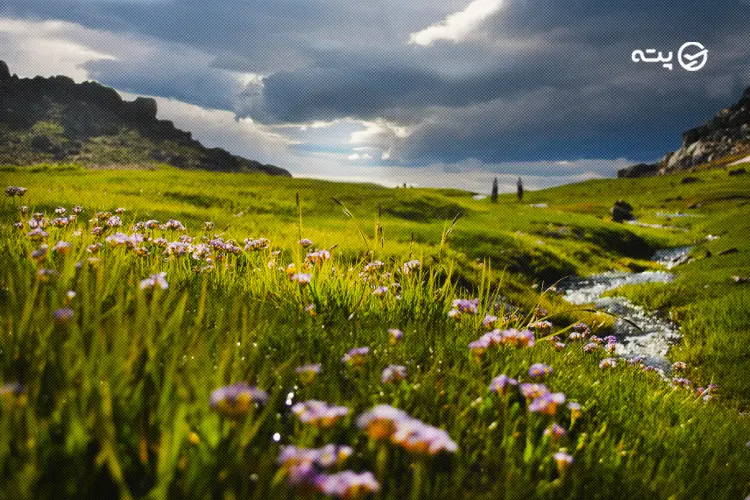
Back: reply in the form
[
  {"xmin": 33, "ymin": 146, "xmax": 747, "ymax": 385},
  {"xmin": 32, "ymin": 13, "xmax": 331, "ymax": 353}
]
[{"xmin": 560, "ymin": 246, "xmax": 693, "ymax": 373}]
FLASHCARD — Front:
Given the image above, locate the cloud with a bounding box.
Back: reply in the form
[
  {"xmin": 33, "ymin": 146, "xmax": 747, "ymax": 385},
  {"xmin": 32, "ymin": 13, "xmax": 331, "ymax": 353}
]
[{"xmin": 409, "ymin": 0, "xmax": 505, "ymax": 46}]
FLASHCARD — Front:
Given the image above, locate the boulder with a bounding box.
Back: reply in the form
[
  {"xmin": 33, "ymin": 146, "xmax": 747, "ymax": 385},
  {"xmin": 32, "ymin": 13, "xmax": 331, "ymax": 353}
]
[
  {"xmin": 611, "ymin": 200, "xmax": 635, "ymax": 222},
  {"xmin": 617, "ymin": 162, "xmax": 659, "ymax": 178},
  {"xmin": 0, "ymin": 60, "xmax": 10, "ymax": 80}
]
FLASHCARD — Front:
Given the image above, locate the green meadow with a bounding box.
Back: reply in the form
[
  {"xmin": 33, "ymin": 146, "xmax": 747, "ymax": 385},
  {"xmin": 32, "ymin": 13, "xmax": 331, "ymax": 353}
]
[{"xmin": 1, "ymin": 163, "xmax": 749, "ymax": 499}]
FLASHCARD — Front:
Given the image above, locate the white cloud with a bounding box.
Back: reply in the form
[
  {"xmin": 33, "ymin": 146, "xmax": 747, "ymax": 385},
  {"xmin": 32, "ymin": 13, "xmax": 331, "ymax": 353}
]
[{"xmin": 409, "ymin": 0, "xmax": 505, "ymax": 46}]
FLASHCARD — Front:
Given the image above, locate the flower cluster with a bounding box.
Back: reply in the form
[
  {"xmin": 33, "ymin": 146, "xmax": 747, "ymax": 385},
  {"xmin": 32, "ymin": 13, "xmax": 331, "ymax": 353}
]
[
  {"xmin": 357, "ymin": 405, "xmax": 457, "ymax": 455},
  {"xmin": 5, "ymin": 186, "xmax": 27, "ymax": 197},
  {"xmin": 448, "ymin": 298, "xmax": 478, "ymax": 319},
  {"xmin": 139, "ymin": 272, "xmax": 169, "ymax": 291},
  {"xmin": 210, "ymin": 382, "xmax": 269, "ymax": 418},
  {"xmin": 468, "ymin": 328, "xmax": 536, "ymax": 356},
  {"xmin": 381, "ymin": 365, "xmax": 407, "ymax": 383},
  {"xmin": 292, "ymin": 400, "xmax": 350, "ymax": 428},
  {"xmin": 342, "ymin": 347, "xmax": 370, "ymax": 367}
]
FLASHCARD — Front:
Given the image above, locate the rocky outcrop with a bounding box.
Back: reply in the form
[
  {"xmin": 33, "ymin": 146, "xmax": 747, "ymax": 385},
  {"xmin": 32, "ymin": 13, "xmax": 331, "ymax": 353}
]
[
  {"xmin": 618, "ymin": 86, "xmax": 750, "ymax": 177},
  {"xmin": 0, "ymin": 61, "xmax": 291, "ymax": 176}
]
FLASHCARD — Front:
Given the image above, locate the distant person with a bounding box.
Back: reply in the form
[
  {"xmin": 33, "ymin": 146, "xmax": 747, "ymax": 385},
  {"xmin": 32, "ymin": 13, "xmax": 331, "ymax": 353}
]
[
  {"xmin": 517, "ymin": 177, "xmax": 524, "ymax": 202},
  {"xmin": 491, "ymin": 177, "xmax": 499, "ymax": 203}
]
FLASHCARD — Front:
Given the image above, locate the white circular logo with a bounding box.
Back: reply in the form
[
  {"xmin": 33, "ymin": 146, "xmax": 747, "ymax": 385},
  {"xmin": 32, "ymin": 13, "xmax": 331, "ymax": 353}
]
[{"xmin": 678, "ymin": 42, "xmax": 708, "ymax": 71}]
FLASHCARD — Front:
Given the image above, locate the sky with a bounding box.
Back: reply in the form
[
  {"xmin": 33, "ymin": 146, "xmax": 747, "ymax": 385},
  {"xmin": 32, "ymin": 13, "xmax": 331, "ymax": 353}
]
[{"xmin": 1, "ymin": 0, "xmax": 749, "ymax": 192}]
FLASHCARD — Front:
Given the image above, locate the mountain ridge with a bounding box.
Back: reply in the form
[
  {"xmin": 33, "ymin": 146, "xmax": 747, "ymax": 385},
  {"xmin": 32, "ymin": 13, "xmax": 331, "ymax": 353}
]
[
  {"xmin": 0, "ymin": 61, "xmax": 291, "ymax": 176},
  {"xmin": 618, "ymin": 86, "xmax": 750, "ymax": 177}
]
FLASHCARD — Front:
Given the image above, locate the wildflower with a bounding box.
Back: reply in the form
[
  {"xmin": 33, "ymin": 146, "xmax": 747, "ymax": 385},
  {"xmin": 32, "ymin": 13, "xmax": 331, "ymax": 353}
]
[
  {"xmin": 139, "ymin": 272, "xmax": 168, "ymax": 291},
  {"xmin": 528, "ymin": 363, "xmax": 553, "ymax": 379},
  {"xmin": 20, "ymin": 205, "xmax": 28, "ymax": 214},
  {"xmin": 37, "ymin": 268, "xmax": 59, "ymax": 282},
  {"xmin": 292, "ymin": 400, "xmax": 350, "ymax": 428},
  {"xmin": 372, "ymin": 286, "xmax": 389, "ymax": 297},
  {"xmin": 0, "ymin": 382, "xmax": 24, "ymax": 397},
  {"xmin": 589, "ymin": 335, "xmax": 604, "ymax": 345},
  {"xmin": 482, "ymin": 314, "xmax": 498, "ymax": 329},
  {"xmin": 468, "ymin": 337, "xmax": 490, "ymax": 357},
  {"xmin": 500, "ymin": 328, "xmax": 535, "ymax": 348},
  {"xmin": 388, "ymin": 328, "xmax": 404, "ymax": 344},
  {"xmin": 520, "ymin": 383, "xmax": 550, "ymax": 400},
  {"xmin": 567, "ymin": 402, "xmax": 582, "ymax": 420},
  {"xmin": 28, "ymin": 228, "xmax": 49, "ymax": 241},
  {"xmin": 599, "ymin": 358, "xmax": 617, "ymax": 369},
  {"xmin": 671, "ymin": 377, "xmax": 692, "ymax": 389},
  {"xmin": 528, "ymin": 393, "xmax": 566, "ymax": 416},
  {"xmin": 31, "ymin": 245, "xmax": 48, "ymax": 262},
  {"xmin": 402, "ymin": 259, "xmax": 421, "ymax": 275},
  {"xmin": 452, "ymin": 298, "xmax": 478, "ymax": 314},
  {"xmin": 72, "ymin": 206, "xmax": 83, "ymax": 214},
  {"xmin": 317, "ymin": 471, "xmax": 380, "ymax": 498},
  {"xmin": 291, "ymin": 273, "xmax": 312, "ymax": 285},
  {"xmin": 210, "ymin": 382, "xmax": 269, "ymax": 418},
  {"xmin": 553, "ymin": 341, "xmax": 566, "ymax": 351},
  {"xmin": 391, "ymin": 419, "xmax": 458, "ymax": 455},
  {"xmin": 296, "ymin": 364, "xmax": 322, "ymax": 384},
  {"xmin": 106, "ymin": 216, "xmax": 122, "ymax": 228},
  {"xmin": 568, "ymin": 330, "xmax": 586, "ymax": 341},
  {"xmin": 278, "ymin": 444, "xmax": 353, "ymax": 470},
  {"xmin": 203, "ymin": 221, "xmax": 214, "ymax": 230},
  {"xmin": 53, "ymin": 240, "xmax": 73, "ymax": 256},
  {"xmin": 13, "ymin": 221, "xmax": 23, "ymax": 230},
  {"xmin": 553, "ymin": 451, "xmax": 574, "ymax": 473},
  {"xmin": 627, "ymin": 356, "xmax": 644, "ymax": 366},
  {"xmin": 583, "ymin": 342, "xmax": 598, "ymax": 353},
  {"xmin": 91, "ymin": 226, "xmax": 104, "ymax": 236},
  {"xmin": 544, "ymin": 423, "xmax": 567, "ymax": 440},
  {"xmin": 298, "ymin": 238, "xmax": 314, "ymax": 248},
  {"xmin": 342, "ymin": 347, "xmax": 369, "ymax": 366},
  {"xmin": 357, "ymin": 405, "xmax": 412, "ymax": 441},
  {"xmin": 305, "ymin": 303, "xmax": 317, "ymax": 316},
  {"xmin": 672, "ymin": 361, "xmax": 687, "ymax": 372},
  {"xmin": 4, "ymin": 186, "xmax": 27, "ymax": 197},
  {"xmin": 115, "ymin": 207, "xmax": 126, "ymax": 214},
  {"xmin": 55, "ymin": 206, "xmax": 67, "ymax": 215},
  {"xmin": 489, "ymin": 374, "xmax": 518, "ymax": 395},
  {"xmin": 245, "ymin": 237, "xmax": 271, "ymax": 250},
  {"xmin": 364, "ymin": 260, "xmax": 384, "ymax": 273},
  {"xmin": 163, "ymin": 219, "xmax": 186, "ymax": 231},
  {"xmin": 51, "ymin": 217, "xmax": 69, "ymax": 227},
  {"xmin": 53, "ymin": 308, "xmax": 74, "ymax": 324},
  {"xmin": 381, "ymin": 365, "xmax": 407, "ymax": 383},
  {"xmin": 531, "ymin": 320, "xmax": 553, "ymax": 333}
]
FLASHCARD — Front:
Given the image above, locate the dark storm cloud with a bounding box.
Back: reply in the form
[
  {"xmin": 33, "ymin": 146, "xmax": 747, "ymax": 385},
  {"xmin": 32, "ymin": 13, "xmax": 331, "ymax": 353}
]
[{"xmin": 2, "ymin": 0, "xmax": 749, "ymax": 167}]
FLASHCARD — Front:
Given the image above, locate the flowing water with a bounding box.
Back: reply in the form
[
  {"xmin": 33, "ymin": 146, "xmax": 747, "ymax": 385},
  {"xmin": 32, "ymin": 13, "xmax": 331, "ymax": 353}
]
[{"xmin": 560, "ymin": 246, "xmax": 692, "ymax": 372}]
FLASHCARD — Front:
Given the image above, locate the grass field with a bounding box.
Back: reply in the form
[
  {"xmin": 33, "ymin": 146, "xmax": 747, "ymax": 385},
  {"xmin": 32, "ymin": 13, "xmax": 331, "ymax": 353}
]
[{"xmin": 1, "ymin": 164, "xmax": 750, "ymax": 499}]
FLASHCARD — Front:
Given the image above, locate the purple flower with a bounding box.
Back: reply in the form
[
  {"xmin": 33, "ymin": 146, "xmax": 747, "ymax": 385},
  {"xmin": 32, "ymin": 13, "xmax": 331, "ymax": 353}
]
[
  {"xmin": 671, "ymin": 377, "xmax": 692, "ymax": 389},
  {"xmin": 53, "ymin": 240, "xmax": 73, "ymax": 256},
  {"xmin": 451, "ymin": 298, "xmax": 479, "ymax": 315},
  {"xmin": 520, "ymin": 383, "xmax": 550, "ymax": 400},
  {"xmin": 482, "ymin": 314, "xmax": 498, "ymax": 329},
  {"xmin": 388, "ymin": 328, "xmax": 403, "ymax": 343},
  {"xmin": 28, "ymin": 228, "xmax": 48, "ymax": 241},
  {"xmin": 210, "ymin": 382, "xmax": 269, "ymax": 417},
  {"xmin": 291, "ymin": 273, "xmax": 312, "ymax": 285},
  {"xmin": 363, "ymin": 260, "xmax": 385, "ymax": 273},
  {"xmin": 489, "ymin": 374, "xmax": 518, "ymax": 395},
  {"xmin": 381, "ymin": 365, "xmax": 407, "ymax": 383},
  {"xmin": 672, "ymin": 361, "xmax": 687, "ymax": 372},
  {"xmin": 391, "ymin": 419, "xmax": 458, "ymax": 455},
  {"xmin": 296, "ymin": 364, "xmax": 321, "ymax": 384},
  {"xmin": 553, "ymin": 451, "xmax": 574, "ymax": 473},
  {"xmin": 53, "ymin": 308, "xmax": 74, "ymax": 324},
  {"xmin": 139, "ymin": 272, "xmax": 168, "ymax": 291},
  {"xmin": 278, "ymin": 444, "xmax": 353, "ymax": 469},
  {"xmin": 342, "ymin": 347, "xmax": 370, "ymax": 366},
  {"xmin": 583, "ymin": 342, "xmax": 598, "ymax": 353},
  {"xmin": 544, "ymin": 423, "xmax": 567, "ymax": 439},
  {"xmin": 298, "ymin": 238, "xmax": 314, "ymax": 248},
  {"xmin": 528, "ymin": 363, "xmax": 553, "ymax": 379},
  {"xmin": 292, "ymin": 400, "xmax": 350, "ymax": 428},
  {"xmin": 305, "ymin": 249, "xmax": 331, "ymax": 265},
  {"xmin": 372, "ymin": 285, "xmax": 389, "ymax": 297},
  {"xmin": 317, "ymin": 470, "xmax": 380, "ymax": 498},
  {"xmin": 567, "ymin": 402, "xmax": 582, "ymax": 419},
  {"xmin": 357, "ymin": 405, "xmax": 411, "ymax": 441},
  {"xmin": 599, "ymin": 358, "xmax": 617, "ymax": 369},
  {"xmin": 31, "ymin": 245, "xmax": 48, "ymax": 262},
  {"xmin": 528, "ymin": 392, "xmax": 566, "ymax": 416},
  {"xmin": 402, "ymin": 259, "xmax": 421, "ymax": 274}
]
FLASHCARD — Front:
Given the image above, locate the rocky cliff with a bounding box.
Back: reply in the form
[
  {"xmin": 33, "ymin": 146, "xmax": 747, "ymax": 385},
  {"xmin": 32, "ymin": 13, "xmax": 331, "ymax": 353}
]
[
  {"xmin": 618, "ymin": 87, "xmax": 750, "ymax": 177},
  {"xmin": 0, "ymin": 62, "xmax": 290, "ymax": 176}
]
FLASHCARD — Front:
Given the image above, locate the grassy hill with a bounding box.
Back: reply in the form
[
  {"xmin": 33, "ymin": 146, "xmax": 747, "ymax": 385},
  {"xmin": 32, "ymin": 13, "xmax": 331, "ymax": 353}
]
[
  {"xmin": 0, "ymin": 64, "xmax": 289, "ymax": 176},
  {"xmin": 1, "ymin": 164, "xmax": 750, "ymax": 499}
]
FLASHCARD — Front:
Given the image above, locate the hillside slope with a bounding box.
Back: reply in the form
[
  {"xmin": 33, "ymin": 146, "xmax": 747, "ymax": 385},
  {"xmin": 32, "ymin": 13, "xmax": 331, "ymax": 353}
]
[{"xmin": 0, "ymin": 61, "xmax": 290, "ymax": 176}]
